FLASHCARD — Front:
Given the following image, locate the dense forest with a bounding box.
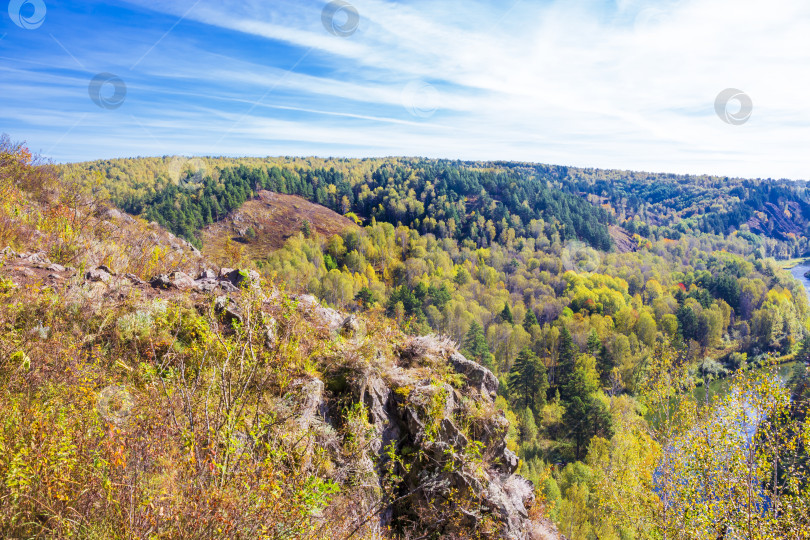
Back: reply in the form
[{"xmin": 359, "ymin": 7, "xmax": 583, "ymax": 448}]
[{"xmin": 53, "ymin": 154, "xmax": 810, "ymax": 537}]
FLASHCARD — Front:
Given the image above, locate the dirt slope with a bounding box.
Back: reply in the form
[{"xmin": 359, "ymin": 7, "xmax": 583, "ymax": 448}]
[{"xmin": 200, "ymin": 191, "xmax": 356, "ymax": 262}]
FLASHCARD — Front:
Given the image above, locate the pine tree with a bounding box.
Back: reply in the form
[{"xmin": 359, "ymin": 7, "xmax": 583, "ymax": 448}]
[
  {"xmin": 523, "ymin": 308, "xmax": 539, "ymax": 331},
  {"xmin": 499, "ymin": 303, "xmax": 514, "ymax": 324},
  {"xmin": 508, "ymin": 347, "xmax": 548, "ymax": 412},
  {"xmin": 557, "ymin": 326, "xmax": 578, "ymax": 400},
  {"xmin": 462, "ymin": 322, "xmax": 495, "ymax": 371}
]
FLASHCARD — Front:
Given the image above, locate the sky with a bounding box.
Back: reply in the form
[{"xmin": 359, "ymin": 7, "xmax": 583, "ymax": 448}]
[{"xmin": 1, "ymin": 0, "xmax": 809, "ymax": 179}]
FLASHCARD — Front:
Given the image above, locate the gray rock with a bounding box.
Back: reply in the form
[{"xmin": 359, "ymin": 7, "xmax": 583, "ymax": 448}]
[
  {"xmin": 448, "ymin": 351, "xmax": 499, "ymax": 398},
  {"xmin": 124, "ymin": 273, "xmax": 145, "ymax": 285},
  {"xmin": 47, "ymin": 263, "xmax": 66, "ymax": 272},
  {"xmin": 197, "ymin": 268, "xmax": 217, "ymax": 280},
  {"xmin": 264, "ymin": 317, "xmax": 278, "ymax": 349},
  {"xmin": 214, "ymin": 295, "xmax": 243, "ymax": 326},
  {"xmin": 97, "ymin": 265, "xmax": 116, "ymax": 276},
  {"xmin": 221, "ymin": 268, "xmax": 260, "ymax": 288},
  {"xmin": 339, "ymin": 315, "xmax": 364, "ymax": 339},
  {"xmin": 295, "ymin": 294, "xmax": 344, "ymax": 330},
  {"xmin": 150, "ymin": 271, "xmax": 195, "ymax": 290},
  {"xmin": 85, "ymin": 267, "xmax": 111, "ymax": 283}
]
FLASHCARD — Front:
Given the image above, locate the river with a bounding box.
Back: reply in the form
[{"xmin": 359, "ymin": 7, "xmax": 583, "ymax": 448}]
[
  {"xmin": 692, "ymin": 261, "xmax": 810, "ymax": 404},
  {"xmin": 789, "ymin": 262, "xmax": 810, "ymax": 302}
]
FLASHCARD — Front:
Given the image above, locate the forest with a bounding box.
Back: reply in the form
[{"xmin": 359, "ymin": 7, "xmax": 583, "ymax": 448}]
[{"xmin": 52, "ymin": 154, "xmax": 810, "ymax": 537}]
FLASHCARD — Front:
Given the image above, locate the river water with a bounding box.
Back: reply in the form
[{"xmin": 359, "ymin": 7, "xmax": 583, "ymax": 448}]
[{"xmin": 692, "ymin": 262, "xmax": 810, "ymax": 403}]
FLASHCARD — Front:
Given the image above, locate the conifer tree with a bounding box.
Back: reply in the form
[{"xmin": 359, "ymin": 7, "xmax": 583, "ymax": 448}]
[{"xmin": 508, "ymin": 347, "xmax": 548, "ymax": 412}]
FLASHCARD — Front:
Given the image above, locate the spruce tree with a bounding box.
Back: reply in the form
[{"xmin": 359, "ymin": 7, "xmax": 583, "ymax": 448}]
[
  {"xmin": 523, "ymin": 308, "xmax": 539, "ymax": 331},
  {"xmin": 508, "ymin": 347, "xmax": 548, "ymax": 412},
  {"xmin": 557, "ymin": 326, "xmax": 578, "ymax": 400},
  {"xmin": 499, "ymin": 303, "xmax": 514, "ymax": 324},
  {"xmin": 462, "ymin": 322, "xmax": 495, "ymax": 371}
]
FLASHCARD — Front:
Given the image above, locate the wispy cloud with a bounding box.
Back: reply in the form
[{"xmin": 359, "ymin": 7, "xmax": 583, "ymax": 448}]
[{"xmin": 0, "ymin": 0, "xmax": 808, "ymax": 178}]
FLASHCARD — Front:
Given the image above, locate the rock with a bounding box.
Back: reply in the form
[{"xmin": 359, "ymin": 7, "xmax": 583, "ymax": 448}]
[
  {"xmin": 339, "ymin": 315, "xmax": 364, "ymax": 340},
  {"xmin": 47, "ymin": 263, "xmax": 66, "ymax": 272},
  {"xmin": 124, "ymin": 273, "xmax": 145, "ymax": 285},
  {"xmin": 448, "ymin": 352, "xmax": 499, "ymax": 398},
  {"xmin": 168, "ymin": 271, "xmax": 195, "ymax": 290},
  {"xmin": 295, "ymin": 294, "xmax": 344, "ymax": 331},
  {"xmin": 214, "ymin": 295, "xmax": 243, "ymax": 326},
  {"xmin": 97, "ymin": 265, "xmax": 116, "ymax": 276},
  {"xmin": 264, "ymin": 317, "xmax": 278, "ymax": 349},
  {"xmin": 221, "ymin": 268, "xmax": 260, "ymax": 288},
  {"xmin": 150, "ymin": 271, "xmax": 195, "ymax": 290},
  {"xmin": 197, "ymin": 268, "xmax": 217, "ymax": 280},
  {"xmin": 85, "ymin": 267, "xmax": 112, "ymax": 283},
  {"xmin": 485, "ymin": 474, "xmax": 536, "ymax": 540}
]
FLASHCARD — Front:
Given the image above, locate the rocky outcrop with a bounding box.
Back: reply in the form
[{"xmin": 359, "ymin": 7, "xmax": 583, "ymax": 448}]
[
  {"xmin": 328, "ymin": 334, "xmax": 535, "ymax": 539},
  {"xmin": 148, "ymin": 267, "xmax": 259, "ymax": 293}
]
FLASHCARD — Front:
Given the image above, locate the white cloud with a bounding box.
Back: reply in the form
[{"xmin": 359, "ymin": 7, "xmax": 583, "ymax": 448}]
[{"xmin": 3, "ymin": 0, "xmax": 810, "ymax": 178}]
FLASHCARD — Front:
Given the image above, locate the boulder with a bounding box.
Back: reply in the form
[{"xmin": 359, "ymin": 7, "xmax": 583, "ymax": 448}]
[
  {"xmin": 221, "ymin": 268, "xmax": 260, "ymax": 288},
  {"xmin": 214, "ymin": 295, "xmax": 243, "ymax": 326},
  {"xmin": 197, "ymin": 268, "xmax": 217, "ymax": 280},
  {"xmin": 150, "ymin": 271, "xmax": 195, "ymax": 290},
  {"xmin": 85, "ymin": 267, "xmax": 112, "ymax": 283},
  {"xmin": 448, "ymin": 351, "xmax": 499, "ymax": 398},
  {"xmin": 339, "ymin": 315, "xmax": 365, "ymax": 340}
]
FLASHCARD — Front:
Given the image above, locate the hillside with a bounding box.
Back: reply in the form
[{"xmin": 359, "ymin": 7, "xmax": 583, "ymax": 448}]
[
  {"xmin": 5, "ymin": 138, "xmax": 810, "ymax": 538},
  {"xmin": 200, "ymin": 190, "xmax": 356, "ymax": 264},
  {"xmin": 1, "ymin": 138, "xmax": 567, "ymax": 538}
]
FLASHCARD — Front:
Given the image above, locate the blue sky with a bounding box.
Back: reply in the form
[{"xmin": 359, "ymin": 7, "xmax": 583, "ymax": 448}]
[{"xmin": 1, "ymin": 0, "xmax": 809, "ymax": 179}]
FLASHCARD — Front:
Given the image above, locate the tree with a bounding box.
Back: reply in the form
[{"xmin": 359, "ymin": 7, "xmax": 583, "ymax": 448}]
[
  {"xmin": 499, "ymin": 303, "xmax": 514, "ymax": 324},
  {"xmin": 523, "ymin": 308, "xmax": 539, "ymax": 331},
  {"xmin": 462, "ymin": 322, "xmax": 495, "ymax": 371},
  {"xmin": 562, "ymin": 364, "xmax": 610, "ymax": 460},
  {"xmin": 508, "ymin": 348, "xmax": 548, "ymax": 412},
  {"xmin": 557, "ymin": 326, "xmax": 578, "ymax": 399},
  {"xmin": 354, "ymin": 287, "xmax": 377, "ymax": 309}
]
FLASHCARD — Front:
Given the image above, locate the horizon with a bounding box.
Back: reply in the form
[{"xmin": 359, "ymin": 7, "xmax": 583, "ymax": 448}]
[{"xmin": 2, "ymin": 0, "xmax": 810, "ymax": 179}]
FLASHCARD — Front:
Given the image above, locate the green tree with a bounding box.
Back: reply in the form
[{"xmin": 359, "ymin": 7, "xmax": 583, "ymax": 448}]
[
  {"xmin": 563, "ymin": 365, "xmax": 611, "ymax": 460},
  {"xmin": 508, "ymin": 347, "xmax": 548, "ymax": 412},
  {"xmin": 462, "ymin": 322, "xmax": 495, "ymax": 371},
  {"xmin": 499, "ymin": 303, "xmax": 514, "ymax": 324},
  {"xmin": 354, "ymin": 287, "xmax": 377, "ymax": 309},
  {"xmin": 523, "ymin": 308, "xmax": 539, "ymax": 331},
  {"xmin": 557, "ymin": 326, "xmax": 578, "ymax": 399}
]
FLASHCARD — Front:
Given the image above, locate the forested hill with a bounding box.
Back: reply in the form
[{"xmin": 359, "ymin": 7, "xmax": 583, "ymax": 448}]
[
  {"xmin": 64, "ymin": 156, "xmax": 810, "ymax": 257},
  {"xmin": 63, "ymin": 157, "xmax": 615, "ymax": 251}
]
